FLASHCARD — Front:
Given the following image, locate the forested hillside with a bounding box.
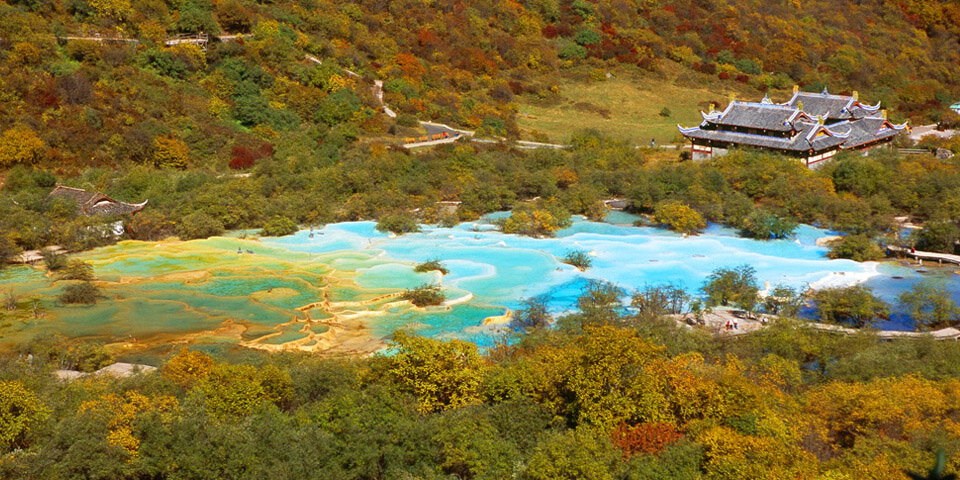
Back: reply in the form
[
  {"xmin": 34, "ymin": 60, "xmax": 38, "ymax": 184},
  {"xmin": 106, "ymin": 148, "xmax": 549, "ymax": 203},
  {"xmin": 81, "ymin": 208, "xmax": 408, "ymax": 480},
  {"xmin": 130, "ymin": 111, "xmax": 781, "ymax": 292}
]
[
  {"xmin": 1, "ymin": 0, "xmax": 960, "ymax": 172},
  {"xmin": 5, "ymin": 301, "xmax": 960, "ymax": 479}
]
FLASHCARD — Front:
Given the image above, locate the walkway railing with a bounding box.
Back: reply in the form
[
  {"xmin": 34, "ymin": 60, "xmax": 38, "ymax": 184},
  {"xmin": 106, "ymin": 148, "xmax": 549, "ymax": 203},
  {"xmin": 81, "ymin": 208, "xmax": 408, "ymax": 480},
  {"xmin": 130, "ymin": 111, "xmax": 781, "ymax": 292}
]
[{"xmin": 887, "ymin": 245, "xmax": 960, "ymax": 265}]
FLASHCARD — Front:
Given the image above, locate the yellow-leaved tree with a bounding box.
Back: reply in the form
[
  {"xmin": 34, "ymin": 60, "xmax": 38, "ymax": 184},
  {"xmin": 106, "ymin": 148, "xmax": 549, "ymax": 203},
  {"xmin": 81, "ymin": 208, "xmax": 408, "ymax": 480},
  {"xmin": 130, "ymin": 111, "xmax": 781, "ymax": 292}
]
[
  {"xmin": 193, "ymin": 363, "xmax": 292, "ymax": 419},
  {"xmin": 79, "ymin": 391, "xmax": 178, "ymax": 457},
  {"xmin": 162, "ymin": 347, "xmax": 215, "ymax": 388},
  {"xmin": 0, "ymin": 380, "xmax": 48, "ymax": 452},
  {"xmin": 564, "ymin": 325, "xmax": 668, "ymax": 428},
  {"xmin": 653, "ymin": 200, "xmax": 706, "ymax": 234},
  {"xmin": 89, "ymin": 0, "xmax": 133, "ymax": 22},
  {"xmin": 0, "ymin": 125, "xmax": 44, "ymax": 166},
  {"xmin": 388, "ymin": 330, "xmax": 484, "ymax": 413},
  {"xmin": 153, "ymin": 136, "xmax": 189, "ymax": 169}
]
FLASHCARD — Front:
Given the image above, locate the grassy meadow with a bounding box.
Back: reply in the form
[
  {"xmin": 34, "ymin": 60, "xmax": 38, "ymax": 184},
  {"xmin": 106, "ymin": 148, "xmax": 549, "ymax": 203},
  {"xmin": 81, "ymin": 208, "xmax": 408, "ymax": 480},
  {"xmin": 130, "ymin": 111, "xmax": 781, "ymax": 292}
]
[{"xmin": 518, "ymin": 65, "xmax": 771, "ymax": 145}]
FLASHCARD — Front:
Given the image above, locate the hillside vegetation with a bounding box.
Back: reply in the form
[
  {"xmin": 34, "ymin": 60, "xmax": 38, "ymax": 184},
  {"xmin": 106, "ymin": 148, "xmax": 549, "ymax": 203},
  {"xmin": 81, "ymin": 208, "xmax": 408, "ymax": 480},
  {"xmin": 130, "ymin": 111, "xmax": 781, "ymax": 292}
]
[
  {"xmin": 5, "ymin": 295, "xmax": 960, "ymax": 478},
  {"xmin": 0, "ymin": 0, "xmax": 959, "ymax": 174}
]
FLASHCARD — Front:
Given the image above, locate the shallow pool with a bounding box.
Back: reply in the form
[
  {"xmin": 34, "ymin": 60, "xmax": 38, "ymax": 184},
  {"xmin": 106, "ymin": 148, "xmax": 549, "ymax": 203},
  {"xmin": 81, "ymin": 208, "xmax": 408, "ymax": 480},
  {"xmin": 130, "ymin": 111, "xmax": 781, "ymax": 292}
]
[{"xmin": 0, "ymin": 213, "xmax": 953, "ymax": 352}]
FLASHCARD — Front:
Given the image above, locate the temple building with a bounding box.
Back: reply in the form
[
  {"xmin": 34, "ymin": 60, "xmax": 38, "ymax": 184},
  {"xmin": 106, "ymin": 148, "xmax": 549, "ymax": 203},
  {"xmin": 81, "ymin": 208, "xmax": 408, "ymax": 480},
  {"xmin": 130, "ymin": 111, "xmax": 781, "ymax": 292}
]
[
  {"xmin": 678, "ymin": 88, "xmax": 909, "ymax": 167},
  {"xmin": 49, "ymin": 185, "xmax": 147, "ymax": 216}
]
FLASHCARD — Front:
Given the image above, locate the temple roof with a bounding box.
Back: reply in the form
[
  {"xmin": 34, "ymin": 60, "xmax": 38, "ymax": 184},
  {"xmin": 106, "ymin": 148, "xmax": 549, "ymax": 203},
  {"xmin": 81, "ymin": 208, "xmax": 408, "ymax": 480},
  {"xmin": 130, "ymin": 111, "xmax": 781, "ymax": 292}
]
[
  {"xmin": 680, "ymin": 120, "xmax": 848, "ymax": 152},
  {"xmin": 831, "ymin": 117, "xmax": 907, "ymax": 149},
  {"xmin": 704, "ymin": 102, "xmax": 803, "ymax": 132},
  {"xmin": 680, "ymin": 90, "xmax": 906, "ymax": 155},
  {"xmin": 49, "ymin": 185, "xmax": 147, "ymax": 216},
  {"xmin": 783, "ymin": 90, "xmax": 879, "ymax": 120}
]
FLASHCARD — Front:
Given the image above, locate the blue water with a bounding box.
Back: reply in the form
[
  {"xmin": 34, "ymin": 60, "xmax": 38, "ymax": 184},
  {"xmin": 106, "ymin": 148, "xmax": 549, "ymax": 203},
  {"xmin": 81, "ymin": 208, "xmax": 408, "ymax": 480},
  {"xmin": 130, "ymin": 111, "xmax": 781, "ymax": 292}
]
[{"xmin": 262, "ymin": 213, "xmax": 960, "ymax": 340}]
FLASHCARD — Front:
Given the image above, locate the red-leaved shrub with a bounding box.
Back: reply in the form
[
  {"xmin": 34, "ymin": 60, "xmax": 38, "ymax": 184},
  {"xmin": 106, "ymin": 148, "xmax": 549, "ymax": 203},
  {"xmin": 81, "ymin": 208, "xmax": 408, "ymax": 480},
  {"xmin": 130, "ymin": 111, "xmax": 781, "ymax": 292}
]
[
  {"xmin": 228, "ymin": 142, "xmax": 273, "ymax": 170},
  {"xmin": 611, "ymin": 422, "xmax": 683, "ymax": 457}
]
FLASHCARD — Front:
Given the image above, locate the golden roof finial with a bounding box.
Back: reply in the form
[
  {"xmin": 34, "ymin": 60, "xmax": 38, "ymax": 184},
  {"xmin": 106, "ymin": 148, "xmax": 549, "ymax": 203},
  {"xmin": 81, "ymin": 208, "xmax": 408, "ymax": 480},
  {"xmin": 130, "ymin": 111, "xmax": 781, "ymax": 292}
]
[
  {"xmin": 882, "ymin": 109, "xmax": 887, "ymax": 120},
  {"xmin": 852, "ymin": 90, "xmax": 859, "ymax": 101},
  {"xmin": 793, "ymin": 84, "xmax": 799, "ymax": 94},
  {"xmin": 798, "ymin": 101, "xmax": 804, "ymax": 111}
]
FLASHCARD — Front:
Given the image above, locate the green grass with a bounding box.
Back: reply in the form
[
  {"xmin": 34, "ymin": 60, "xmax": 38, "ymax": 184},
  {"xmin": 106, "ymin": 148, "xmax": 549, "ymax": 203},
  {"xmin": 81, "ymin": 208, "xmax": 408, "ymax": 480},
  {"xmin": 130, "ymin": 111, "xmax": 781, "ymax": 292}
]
[{"xmin": 517, "ymin": 64, "xmax": 766, "ymax": 145}]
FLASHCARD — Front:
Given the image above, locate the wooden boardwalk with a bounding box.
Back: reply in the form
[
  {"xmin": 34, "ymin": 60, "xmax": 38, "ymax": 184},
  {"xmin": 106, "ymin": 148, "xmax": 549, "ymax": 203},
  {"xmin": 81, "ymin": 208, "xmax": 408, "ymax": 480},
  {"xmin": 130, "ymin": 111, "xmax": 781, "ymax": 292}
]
[
  {"xmin": 887, "ymin": 245, "xmax": 960, "ymax": 266},
  {"xmin": 810, "ymin": 323, "xmax": 960, "ymax": 340}
]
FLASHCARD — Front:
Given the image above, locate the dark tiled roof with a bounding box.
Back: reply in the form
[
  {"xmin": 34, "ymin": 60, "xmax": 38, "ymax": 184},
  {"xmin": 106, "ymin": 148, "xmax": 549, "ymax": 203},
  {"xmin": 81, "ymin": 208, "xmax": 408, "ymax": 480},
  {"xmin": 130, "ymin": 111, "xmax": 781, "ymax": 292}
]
[
  {"xmin": 49, "ymin": 185, "xmax": 147, "ymax": 216},
  {"xmin": 681, "ymin": 120, "xmax": 847, "ymax": 152},
  {"xmin": 838, "ymin": 117, "xmax": 906, "ymax": 148},
  {"xmin": 783, "ymin": 91, "xmax": 880, "ymax": 120},
  {"xmin": 49, "ymin": 185, "xmax": 100, "ymax": 205},
  {"xmin": 706, "ymin": 102, "xmax": 799, "ymax": 132},
  {"xmin": 681, "ymin": 91, "xmax": 905, "ymax": 156},
  {"xmin": 784, "ymin": 92, "xmax": 853, "ymax": 119}
]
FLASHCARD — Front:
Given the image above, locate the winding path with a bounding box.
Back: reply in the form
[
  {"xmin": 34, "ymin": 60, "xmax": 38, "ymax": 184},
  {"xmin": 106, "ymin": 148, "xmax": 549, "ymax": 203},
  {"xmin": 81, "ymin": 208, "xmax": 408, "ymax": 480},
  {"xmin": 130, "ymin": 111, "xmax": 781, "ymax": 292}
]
[{"xmin": 60, "ymin": 32, "xmax": 600, "ymax": 151}]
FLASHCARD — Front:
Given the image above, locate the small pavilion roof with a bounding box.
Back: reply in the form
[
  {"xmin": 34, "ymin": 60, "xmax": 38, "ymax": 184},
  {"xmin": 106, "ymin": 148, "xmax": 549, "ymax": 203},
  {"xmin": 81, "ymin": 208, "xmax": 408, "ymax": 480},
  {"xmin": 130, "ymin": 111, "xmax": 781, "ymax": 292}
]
[{"xmin": 49, "ymin": 185, "xmax": 147, "ymax": 216}]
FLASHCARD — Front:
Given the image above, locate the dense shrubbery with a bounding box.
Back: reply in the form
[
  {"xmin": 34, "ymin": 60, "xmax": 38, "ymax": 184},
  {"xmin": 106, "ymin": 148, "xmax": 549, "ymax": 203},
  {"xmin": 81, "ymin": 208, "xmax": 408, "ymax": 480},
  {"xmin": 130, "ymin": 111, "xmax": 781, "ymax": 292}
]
[
  {"xmin": 376, "ymin": 213, "xmax": 420, "ymax": 235},
  {"xmin": 500, "ymin": 200, "xmax": 572, "ymax": 237},
  {"xmin": 414, "ymin": 259, "xmax": 448, "ymax": 275},
  {"xmin": 701, "ymin": 264, "xmax": 760, "ymax": 312},
  {"xmin": 401, "ymin": 284, "xmax": 445, "ymax": 307},
  {"xmin": 260, "ymin": 216, "xmax": 298, "ymax": 237},
  {"xmin": 58, "ymin": 281, "xmax": 99, "ymax": 304},
  {"xmin": 4, "ymin": 139, "xmax": 960, "ymax": 255},
  {"xmin": 562, "ymin": 250, "xmax": 593, "ymax": 270},
  {"xmin": 652, "ymin": 200, "xmax": 705, "ymax": 234},
  {"xmin": 175, "ymin": 212, "xmax": 225, "ymax": 240},
  {"xmin": 4, "ymin": 282, "xmax": 960, "ymax": 478},
  {"xmin": 828, "ymin": 234, "xmax": 886, "ymax": 261},
  {"xmin": 812, "ymin": 285, "xmax": 891, "ymax": 328},
  {"xmin": 739, "ymin": 208, "xmax": 797, "ymax": 239}
]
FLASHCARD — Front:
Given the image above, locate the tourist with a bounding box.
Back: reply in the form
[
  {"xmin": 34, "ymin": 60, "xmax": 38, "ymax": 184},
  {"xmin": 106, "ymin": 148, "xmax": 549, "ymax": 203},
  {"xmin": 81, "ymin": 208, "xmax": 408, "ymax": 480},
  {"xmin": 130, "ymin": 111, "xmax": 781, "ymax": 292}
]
[
  {"xmin": 733, "ymin": 319, "xmax": 739, "ymax": 330},
  {"xmin": 726, "ymin": 320, "xmax": 731, "ymax": 330}
]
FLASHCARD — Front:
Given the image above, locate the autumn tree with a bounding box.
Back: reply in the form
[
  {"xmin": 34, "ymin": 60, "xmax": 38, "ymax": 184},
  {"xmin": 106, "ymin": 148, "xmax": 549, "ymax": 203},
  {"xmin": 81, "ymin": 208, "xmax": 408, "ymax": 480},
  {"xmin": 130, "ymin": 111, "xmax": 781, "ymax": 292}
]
[
  {"xmin": 611, "ymin": 422, "xmax": 683, "ymax": 457},
  {"xmin": 90, "ymin": 0, "xmax": 132, "ymax": 21},
  {"xmin": 898, "ymin": 280, "xmax": 960, "ymax": 331},
  {"xmin": 0, "ymin": 125, "xmax": 44, "ymax": 166},
  {"xmin": 215, "ymin": 0, "xmax": 252, "ymax": 32},
  {"xmin": 162, "ymin": 347, "xmax": 215, "ymax": 388},
  {"xmin": 194, "ymin": 364, "xmax": 271, "ymax": 419},
  {"xmin": 812, "ymin": 285, "xmax": 889, "ymax": 328},
  {"xmin": 564, "ymin": 326, "xmax": 667, "ymax": 428},
  {"xmin": 79, "ymin": 391, "xmax": 177, "ymax": 457},
  {"xmin": 387, "ymin": 331, "xmax": 484, "ymax": 413},
  {"xmin": 153, "ymin": 136, "xmax": 189, "ymax": 169},
  {"xmin": 0, "ymin": 381, "xmax": 48, "ymax": 452},
  {"xmin": 701, "ymin": 265, "xmax": 760, "ymax": 312},
  {"xmin": 653, "ymin": 200, "xmax": 706, "ymax": 234},
  {"xmin": 511, "ymin": 296, "xmax": 552, "ymax": 331}
]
